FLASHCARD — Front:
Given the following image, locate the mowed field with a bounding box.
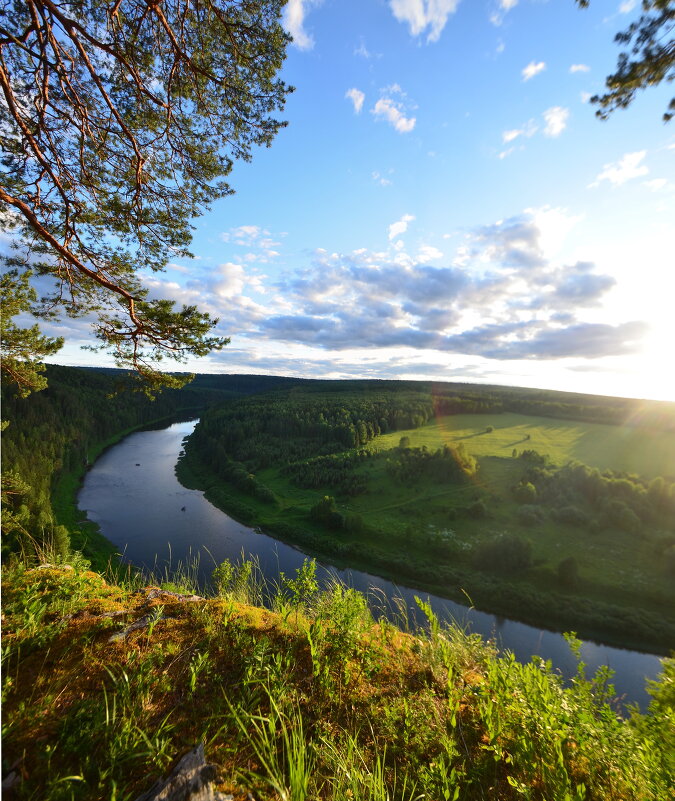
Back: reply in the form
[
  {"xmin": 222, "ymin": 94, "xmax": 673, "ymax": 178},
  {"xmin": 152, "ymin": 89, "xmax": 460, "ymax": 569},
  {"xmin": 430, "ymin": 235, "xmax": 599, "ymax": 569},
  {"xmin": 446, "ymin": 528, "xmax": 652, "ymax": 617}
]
[{"xmin": 370, "ymin": 412, "xmax": 675, "ymax": 479}]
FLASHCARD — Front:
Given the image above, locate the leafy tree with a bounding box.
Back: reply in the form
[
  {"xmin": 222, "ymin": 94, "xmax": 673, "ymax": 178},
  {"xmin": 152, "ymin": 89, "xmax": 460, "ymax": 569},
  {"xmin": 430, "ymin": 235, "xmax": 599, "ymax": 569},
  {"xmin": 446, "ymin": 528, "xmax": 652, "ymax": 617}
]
[
  {"xmin": 473, "ymin": 533, "xmax": 533, "ymax": 575},
  {"xmin": 577, "ymin": 0, "xmax": 675, "ymax": 121},
  {"xmin": 0, "ymin": 0, "xmax": 291, "ymax": 393},
  {"xmin": 513, "ymin": 481, "xmax": 538, "ymax": 504},
  {"xmin": 0, "ymin": 270, "xmax": 63, "ymax": 396}
]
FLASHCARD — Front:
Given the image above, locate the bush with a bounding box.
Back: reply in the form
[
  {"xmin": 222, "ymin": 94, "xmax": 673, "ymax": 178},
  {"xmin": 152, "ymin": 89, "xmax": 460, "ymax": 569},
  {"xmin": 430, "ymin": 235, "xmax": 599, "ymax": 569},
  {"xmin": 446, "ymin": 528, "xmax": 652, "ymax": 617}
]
[
  {"xmin": 557, "ymin": 556, "xmax": 579, "ymax": 588},
  {"xmin": 516, "ymin": 505, "xmax": 545, "ymax": 526},
  {"xmin": 466, "ymin": 500, "xmax": 488, "ymax": 519},
  {"xmin": 552, "ymin": 505, "xmax": 590, "ymax": 527},
  {"xmin": 513, "ymin": 481, "xmax": 537, "ymax": 504},
  {"xmin": 310, "ymin": 495, "xmax": 344, "ymax": 530},
  {"xmin": 603, "ymin": 499, "xmax": 642, "ymax": 534},
  {"xmin": 473, "ymin": 533, "xmax": 532, "ymax": 575}
]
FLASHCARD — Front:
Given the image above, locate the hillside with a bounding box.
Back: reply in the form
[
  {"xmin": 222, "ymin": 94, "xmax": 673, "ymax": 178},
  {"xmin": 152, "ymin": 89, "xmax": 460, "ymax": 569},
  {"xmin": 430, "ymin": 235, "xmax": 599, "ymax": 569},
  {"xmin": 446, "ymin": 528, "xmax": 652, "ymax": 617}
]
[
  {"xmin": 178, "ymin": 385, "xmax": 675, "ymax": 653},
  {"xmin": 2, "ymin": 558, "xmax": 673, "ymax": 800}
]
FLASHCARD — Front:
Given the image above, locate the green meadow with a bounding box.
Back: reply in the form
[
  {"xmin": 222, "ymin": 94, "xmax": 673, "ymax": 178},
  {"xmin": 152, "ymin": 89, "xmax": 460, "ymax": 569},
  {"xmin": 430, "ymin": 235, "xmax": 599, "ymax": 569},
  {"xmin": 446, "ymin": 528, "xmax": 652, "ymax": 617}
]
[
  {"xmin": 371, "ymin": 412, "xmax": 675, "ymax": 479},
  {"xmin": 181, "ymin": 395, "xmax": 675, "ymax": 652}
]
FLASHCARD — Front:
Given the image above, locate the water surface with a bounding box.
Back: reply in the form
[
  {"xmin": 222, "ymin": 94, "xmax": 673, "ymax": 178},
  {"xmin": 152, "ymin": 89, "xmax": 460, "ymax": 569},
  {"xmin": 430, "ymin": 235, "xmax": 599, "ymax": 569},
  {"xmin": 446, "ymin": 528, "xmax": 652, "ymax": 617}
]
[{"xmin": 78, "ymin": 420, "xmax": 666, "ymax": 709}]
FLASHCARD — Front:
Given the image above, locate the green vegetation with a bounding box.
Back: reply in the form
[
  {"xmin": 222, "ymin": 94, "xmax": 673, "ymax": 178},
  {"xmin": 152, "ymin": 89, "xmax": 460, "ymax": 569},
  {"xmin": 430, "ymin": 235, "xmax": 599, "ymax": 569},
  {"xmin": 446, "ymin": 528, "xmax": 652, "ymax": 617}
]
[
  {"xmin": 0, "ymin": 366, "xmax": 307, "ymax": 568},
  {"xmin": 180, "ymin": 382, "xmax": 675, "ymax": 652},
  {"xmin": 2, "ymin": 0, "xmax": 290, "ymax": 391},
  {"xmin": 2, "ymin": 557, "xmax": 673, "ymax": 800},
  {"xmin": 372, "ymin": 411, "xmax": 675, "ymax": 479}
]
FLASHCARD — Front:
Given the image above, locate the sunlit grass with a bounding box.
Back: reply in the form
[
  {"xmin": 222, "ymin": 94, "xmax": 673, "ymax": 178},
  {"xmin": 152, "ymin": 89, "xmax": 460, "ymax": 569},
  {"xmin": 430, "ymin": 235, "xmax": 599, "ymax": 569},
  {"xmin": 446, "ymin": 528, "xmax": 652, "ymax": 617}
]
[
  {"xmin": 2, "ymin": 558, "xmax": 673, "ymax": 800},
  {"xmin": 370, "ymin": 412, "xmax": 675, "ymax": 478}
]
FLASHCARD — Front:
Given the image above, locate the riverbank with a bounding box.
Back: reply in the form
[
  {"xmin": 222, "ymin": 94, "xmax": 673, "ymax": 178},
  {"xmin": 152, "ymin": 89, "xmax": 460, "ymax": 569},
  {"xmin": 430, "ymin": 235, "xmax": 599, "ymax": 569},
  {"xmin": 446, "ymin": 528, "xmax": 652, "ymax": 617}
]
[
  {"xmin": 52, "ymin": 412, "xmax": 201, "ymax": 571},
  {"xmin": 176, "ymin": 449, "xmax": 675, "ymax": 656}
]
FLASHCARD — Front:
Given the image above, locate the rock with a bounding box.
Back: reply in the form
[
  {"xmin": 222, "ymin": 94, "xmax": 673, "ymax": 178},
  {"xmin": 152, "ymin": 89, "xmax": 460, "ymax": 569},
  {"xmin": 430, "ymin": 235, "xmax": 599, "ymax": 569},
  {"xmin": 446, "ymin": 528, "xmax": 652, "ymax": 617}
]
[
  {"xmin": 134, "ymin": 744, "xmax": 228, "ymax": 801},
  {"xmin": 144, "ymin": 588, "xmax": 204, "ymax": 604},
  {"xmin": 2, "ymin": 770, "xmax": 21, "ymax": 792},
  {"xmin": 108, "ymin": 613, "xmax": 161, "ymax": 643}
]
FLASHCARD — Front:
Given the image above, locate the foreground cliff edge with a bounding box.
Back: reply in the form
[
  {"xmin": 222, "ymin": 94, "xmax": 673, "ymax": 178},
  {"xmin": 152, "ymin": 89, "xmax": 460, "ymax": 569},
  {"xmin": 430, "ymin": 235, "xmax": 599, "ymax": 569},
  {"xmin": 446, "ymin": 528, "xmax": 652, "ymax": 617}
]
[{"xmin": 3, "ymin": 558, "xmax": 673, "ymax": 800}]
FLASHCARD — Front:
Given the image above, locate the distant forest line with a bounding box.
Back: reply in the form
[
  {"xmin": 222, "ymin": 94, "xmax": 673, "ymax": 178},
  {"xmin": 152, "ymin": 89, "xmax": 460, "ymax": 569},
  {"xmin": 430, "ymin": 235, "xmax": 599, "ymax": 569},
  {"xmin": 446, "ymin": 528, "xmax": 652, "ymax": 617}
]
[
  {"xmin": 2, "ymin": 366, "xmax": 675, "ymax": 652},
  {"xmin": 178, "ymin": 383, "xmax": 675, "ymax": 653}
]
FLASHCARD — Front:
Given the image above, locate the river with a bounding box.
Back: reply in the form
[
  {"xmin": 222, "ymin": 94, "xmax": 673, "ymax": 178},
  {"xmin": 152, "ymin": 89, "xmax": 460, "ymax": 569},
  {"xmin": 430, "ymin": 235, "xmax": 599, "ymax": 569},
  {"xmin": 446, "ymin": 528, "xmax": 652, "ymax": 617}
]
[{"xmin": 77, "ymin": 419, "xmax": 665, "ymax": 709}]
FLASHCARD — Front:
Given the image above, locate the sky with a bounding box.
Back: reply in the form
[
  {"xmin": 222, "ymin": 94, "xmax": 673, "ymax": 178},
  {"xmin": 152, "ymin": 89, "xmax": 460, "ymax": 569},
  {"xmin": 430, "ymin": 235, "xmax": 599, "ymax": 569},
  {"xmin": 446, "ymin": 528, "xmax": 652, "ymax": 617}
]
[{"xmin": 45, "ymin": 0, "xmax": 675, "ymax": 400}]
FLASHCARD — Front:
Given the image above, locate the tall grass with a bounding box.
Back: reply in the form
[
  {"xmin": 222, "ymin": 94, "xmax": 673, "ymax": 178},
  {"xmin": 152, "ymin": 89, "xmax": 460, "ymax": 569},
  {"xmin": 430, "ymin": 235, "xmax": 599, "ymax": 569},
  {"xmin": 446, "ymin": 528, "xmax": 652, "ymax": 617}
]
[{"xmin": 2, "ymin": 555, "xmax": 673, "ymax": 801}]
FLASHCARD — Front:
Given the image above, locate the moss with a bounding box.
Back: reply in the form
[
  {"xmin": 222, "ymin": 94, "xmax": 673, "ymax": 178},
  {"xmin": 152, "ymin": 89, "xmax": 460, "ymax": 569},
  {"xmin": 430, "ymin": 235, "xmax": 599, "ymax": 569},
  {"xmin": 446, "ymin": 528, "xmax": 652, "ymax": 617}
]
[{"xmin": 2, "ymin": 563, "xmax": 672, "ymax": 801}]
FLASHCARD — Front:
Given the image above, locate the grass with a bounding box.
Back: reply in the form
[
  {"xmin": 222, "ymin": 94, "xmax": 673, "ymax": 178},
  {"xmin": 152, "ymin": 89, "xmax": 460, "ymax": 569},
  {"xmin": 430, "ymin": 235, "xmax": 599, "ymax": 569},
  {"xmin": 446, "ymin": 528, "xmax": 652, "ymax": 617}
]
[
  {"xmin": 177, "ymin": 407, "xmax": 675, "ymax": 653},
  {"xmin": 371, "ymin": 412, "xmax": 675, "ymax": 479},
  {"xmin": 2, "ymin": 559, "xmax": 673, "ymax": 801}
]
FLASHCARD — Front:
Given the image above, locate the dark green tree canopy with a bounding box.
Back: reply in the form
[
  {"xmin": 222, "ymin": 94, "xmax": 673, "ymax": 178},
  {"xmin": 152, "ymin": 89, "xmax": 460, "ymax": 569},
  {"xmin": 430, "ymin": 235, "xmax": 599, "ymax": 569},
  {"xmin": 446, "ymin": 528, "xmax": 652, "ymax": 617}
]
[
  {"xmin": 0, "ymin": 0, "xmax": 291, "ymax": 393},
  {"xmin": 577, "ymin": 0, "xmax": 674, "ymax": 121}
]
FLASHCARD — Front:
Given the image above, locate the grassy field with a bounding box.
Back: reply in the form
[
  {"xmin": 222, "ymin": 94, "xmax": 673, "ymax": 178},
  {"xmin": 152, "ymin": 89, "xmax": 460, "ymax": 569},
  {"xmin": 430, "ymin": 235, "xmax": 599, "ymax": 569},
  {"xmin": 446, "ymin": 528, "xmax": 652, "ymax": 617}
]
[
  {"xmin": 180, "ymin": 408, "xmax": 675, "ymax": 652},
  {"xmin": 258, "ymin": 454, "xmax": 673, "ymax": 616},
  {"xmin": 371, "ymin": 412, "xmax": 675, "ymax": 479}
]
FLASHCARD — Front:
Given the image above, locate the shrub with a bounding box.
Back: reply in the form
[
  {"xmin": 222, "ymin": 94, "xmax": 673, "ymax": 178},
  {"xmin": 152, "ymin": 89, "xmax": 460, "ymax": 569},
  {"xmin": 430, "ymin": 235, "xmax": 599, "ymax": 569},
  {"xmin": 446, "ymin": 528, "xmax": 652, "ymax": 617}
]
[
  {"xmin": 473, "ymin": 533, "xmax": 532, "ymax": 575},
  {"xmin": 516, "ymin": 505, "xmax": 545, "ymax": 526},
  {"xmin": 513, "ymin": 481, "xmax": 537, "ymax": 504},
  {"xmin": 557, "ymin": 556, "xmax": 579, "ymax": 588},
  {"xmin": 552, "ymin": 505, "xmax": 590, "ymax": 527},
  {"xmin": 466, "ymin": 499, "xmax": 489, "ymax": 519}
]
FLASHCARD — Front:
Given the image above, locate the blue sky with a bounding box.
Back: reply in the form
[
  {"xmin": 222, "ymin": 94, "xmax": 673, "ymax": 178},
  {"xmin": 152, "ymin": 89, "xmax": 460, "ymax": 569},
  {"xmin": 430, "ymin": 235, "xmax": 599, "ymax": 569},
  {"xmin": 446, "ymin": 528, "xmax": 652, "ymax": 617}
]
[{"xmin": 52, "ymin": 0, "xmax": 675, "ymax": 400}]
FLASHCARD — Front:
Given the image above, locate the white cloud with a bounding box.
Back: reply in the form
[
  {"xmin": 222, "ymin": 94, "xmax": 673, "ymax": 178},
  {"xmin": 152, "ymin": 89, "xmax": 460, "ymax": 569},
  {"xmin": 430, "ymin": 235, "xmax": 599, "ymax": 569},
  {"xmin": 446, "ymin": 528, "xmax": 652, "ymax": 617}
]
[
  {"xmin": 619, "ymin": 0, "xmax": 636, "ymax": 12},
  {"xmin": 502, "ymin": 119, "xmax": 538, "ymax": 143},
  {"xmin": 522, "ymin": 61, "xmax": 546, "ymax": 81},
  {"xmin": 643, "ymin": 178, "xmax": 668, "ymax": 191},
  {"xmin": 388, "ymin": 213, "xmax": 415, "ymax": 240},
  {"xmin": 372, "ymin": 171, "xmax": 393, "ymax": 186},
  {"xmin": 371, "ymin": 88, "xmax": 417, "ymax": 133},
  {"xmin": 569, "ymin": 63, "xmax": 590, "ymax": 73},
  {"xmin": 212, "ymin": 263, "xmax": 247, "ymax": 299},
  {"xmin": 491, "ymin": 0, "xmax": 518, "ymax": 26},
  {"xmin": 283, "ymin": 0, "xmax": 320, "ymax": 50},
  {"xmin": 580, "ymin": 91, "xmax": 592, "ymax": 103},
  {"xmin": 591, "ymin": 151, "xmax": 649, "ymax": 187},
  {"xmin": 220, "ymin": 225, "xmax": 282, "ymax": 261},
  {"xmin": 502, "ymin": 129, "xmax": 521, "ymax": 144},
  {"xmin": 389, "ymin": 0, "xmax": 461, "ymax": 43},
  {"xmin": 345, "ymin": 88, "xmax": 365, "ymax": 114},
  {"xmin": 418, "ymin": 244, "xmax": 444, "ymax": 261},
  {"xmin": 542, "ymin": 106, "xmax": 569, "ymax": 137},
  {"xmin": 354, "ymin": 39, "xmax": 377, "ymax": 59}
]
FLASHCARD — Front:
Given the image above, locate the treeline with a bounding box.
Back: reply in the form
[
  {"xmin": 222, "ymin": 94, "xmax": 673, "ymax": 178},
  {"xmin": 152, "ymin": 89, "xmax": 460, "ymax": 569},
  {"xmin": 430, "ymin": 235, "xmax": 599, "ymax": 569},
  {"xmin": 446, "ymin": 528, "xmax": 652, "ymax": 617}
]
[
  {"xmin": 191, "ymin": 380, "xmax": 675, "ymax": 480},
  {"xmin": 282, "ymin": 451, "xmax": 371, "ymax": 496},
  {"xmin": 385, "ymin": 442, "xmax": 477, "ymax": 484},
  {"xmin": 187, "ymin": 387, "xmax": 440, "ymax": 474},
  {"xmin": 518, "ymin": 453, "xmax": 675, "ymax": 538},
  {"xmin": 0, "ymin": 367, "xmax": 302, "ymax": 560}
]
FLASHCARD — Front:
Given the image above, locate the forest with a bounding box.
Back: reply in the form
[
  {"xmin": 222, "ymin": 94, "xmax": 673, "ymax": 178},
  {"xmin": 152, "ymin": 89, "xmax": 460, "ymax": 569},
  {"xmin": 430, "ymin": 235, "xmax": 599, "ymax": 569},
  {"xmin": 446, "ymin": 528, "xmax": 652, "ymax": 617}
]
[
  {"xmin": 179, "ymin": 381, "xmax": 675, "ymax": 653},
  {"xmin": 0, "ymin": 366, "xmax": 304, "ymax": 566},
  {"xmin": 2, "ymin": 367, "xmax": 675, "ymax": 800}
]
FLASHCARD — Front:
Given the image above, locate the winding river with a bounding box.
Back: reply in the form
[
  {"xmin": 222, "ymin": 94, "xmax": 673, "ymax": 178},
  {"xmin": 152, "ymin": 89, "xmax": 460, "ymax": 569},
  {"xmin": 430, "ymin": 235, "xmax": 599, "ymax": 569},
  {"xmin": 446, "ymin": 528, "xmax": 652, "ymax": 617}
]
[{"xmin": 78, "ymin": 419, "xmax": 665, "ymax": 709}]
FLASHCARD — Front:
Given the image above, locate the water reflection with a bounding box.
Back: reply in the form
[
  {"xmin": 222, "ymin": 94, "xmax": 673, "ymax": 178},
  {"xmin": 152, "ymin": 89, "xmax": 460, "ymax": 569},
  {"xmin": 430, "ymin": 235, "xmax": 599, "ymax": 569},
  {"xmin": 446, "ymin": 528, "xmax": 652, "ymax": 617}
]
[{"xmin": 78, "ymin": 419, "xmax": 665, "ymax": 709}]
